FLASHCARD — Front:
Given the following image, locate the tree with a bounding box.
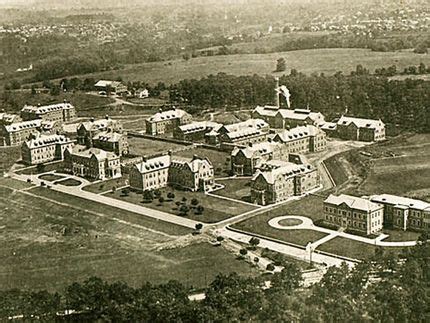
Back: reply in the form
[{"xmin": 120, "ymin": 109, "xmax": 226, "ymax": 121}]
[
  {"xmin": 266, "ymin": 263, "xmax": 275, "ymax": 271},
  {"xmin": 239, "ymin": 248, "xmax": 248, "ymax": 256},
  {"xmin": 154, "ymin": 189, "xmax": 162, "ymax": 198},
  {"xmin": 276, "ymin": 58, "xmax": 286, "ymax": 72},
  {"xmin": 181, "ymin": 197, "xmax": 187, "ymax": 203},
  {"xmin": 143, "ymin": 190, "xmax": 154, "ymax": 202},
  {"xmin": 191, "ymin": 198, "xmax": 199, "ymax": 207},
  {"xmin": 179, "ymin": 205, "xmax": 189, "ymax": 216},
  {"xmin": 249, "ymin": 237, "xmax": 260, "ymax": 249},
  {"xmin": 167, "ymin": 192, "xmax": 175, "ymax": 200},
  {"xmin": 216, "ymin": 236, "xmax": 224, "ymax": 242},
  {"xmin": 158, "ymin": 197, "xmax": 164, "ymax": 204},
  {"xmin": 195, "ymin": 223, "xmax": 203, "ymax": 230},
  {"xmin": 195, "ymin": 205, "xmax": 204, "ymax": 215}
]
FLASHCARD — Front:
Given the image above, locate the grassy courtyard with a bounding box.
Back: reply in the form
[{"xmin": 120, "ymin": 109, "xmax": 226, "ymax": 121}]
[
  {"xmin": 213, "ymin": 178, "xmax": 252, "ymax": 202},
  {"xmin": 106, "ymin": 187, "xmax": 257, "ymax": 223},
  {"xmin": 38, "ymin": 173, "xmax": 66, "ymax": 182},
  {"xmin": 82, "ymin": 177, "xmax": 128, "ymax": 194},
  {"xmin": 127, "ymin": 136, "xmax": 188, "ymax": 157},
  {"xmin": 0, "ymin": 185, "xmax": 258, "ymax": 292}
]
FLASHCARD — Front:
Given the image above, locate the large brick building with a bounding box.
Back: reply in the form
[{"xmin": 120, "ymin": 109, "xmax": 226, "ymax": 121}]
[
  {"xmin": 20, "ymin": 102, "xmax": 76, "ymax": 123},
  {"xmin": 272, "ymin": 125, "xmax": 327, "ymax": 153},
  {"xmin": 336, "ymin": 116, "xmax": 385, "ymax": 142},
  {"xmin": 169, "ymin": 156, "xmax": 214, "ymax": 192},
  {"xmin": 252, "ymin": 106, "xmax": 325, "ymax": 129},
  {"xmin": 92, "ymin": 131, "xmax": 129, "ymax": 156},
  {"xmin": 145, "ymin": 108, "xmax": 192, "ymax": 136},
  {"xmin": 251, "ymin": 161, "xmax": 320, "ymax": 205},
  {"xmin": 231, "ymin": 141, "xmax": 287, "ymax": 176},
  {"xmin": 77, "ymin": 117, "xmax": 123, "ymax": 147},
  {"xmin": 129, "ymin": 155, "xmax": 171, "ymax": 192},
  {"xmin": 324, "ymin": 194, "xmax": 384, "ymax": 235},
  {"xmin": 21, "ymin": 134, "xmax": 74, "ymax": 165},
  {"xmin": 0, "ymin": 119, "xmax": 41, "ymax": 146},
  {"xmin": 64, "ymin": 145, "xmax": 121, "ymax": 180},
  {"xmin": 95, "ymin": 80, "xmax": 128, "ymax": 95},
  {"xmin": 173, "ymin": 121, "xmax": 222, "ymax": 141},
  {"xmin": 206, "ymin": 119, "xmax": 269, "ymax": 147},
  {"xmin": 370, "ymin": 194, "xmax": 430, "ymax": 231}
]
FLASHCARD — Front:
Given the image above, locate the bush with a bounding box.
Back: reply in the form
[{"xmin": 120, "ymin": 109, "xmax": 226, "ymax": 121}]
[{"xmin": 266, "ymin": 263, "xmax": 275, "ymax": 271}]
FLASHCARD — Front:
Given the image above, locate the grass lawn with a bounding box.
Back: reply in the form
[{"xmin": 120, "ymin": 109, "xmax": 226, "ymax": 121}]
[
  {"xmin": 316, "ymin": 236, "xmax": 412, "ymax": 260},
  {"xmin": 213, "ymin": 178, "xmax": 252, "ymax": 202},
  {"xmin": 54, "ymin": 178, "xmax": 82, "ymax": 186},
  {"xmin": 38, "ymin": 174, "xmax": 66, "ymax": 182},
  {"xmin": 106, "ymin": 187, "xmax": 257, "ymax": 223},
  {"xmin": 382, "ymin": 229, "xmax": 421, "ymax": 242},
  {"xmin": 0, "ymin": 146, "xmax": 21, "ymax": 173},
  {"xmin": 41, "ymin": 48, "xmax": 430, "ymax": 86},
  {"xmin": 29, "ymin": 186, "xmax": 191, "ymax": 236},
  {"xmin": 0, "ymin": 177, "xmax": 34, "ymax": 190},
  {"xmin": 127, "ymin": 136, "xmax": 187, "ymax": 157},
  {"xmin": 323, "ymin": 156, "xmax": 349, "ymax": 186},
  {"xmin": 174, "ymin": 147, "xmax": 231, "ymax": 177},
  {"xmin": 82, "ymin": 177, "xmax": 128, "ymax": 194},
  {"xmin": 0, "ymin": 186, "xmax": 257, "ymax": 291}
]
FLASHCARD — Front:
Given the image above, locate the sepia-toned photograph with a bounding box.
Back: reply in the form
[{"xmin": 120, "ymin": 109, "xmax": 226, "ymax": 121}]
[{"xmin": 0, "ymin": 0, "xmax": 429, "ymax": 321}]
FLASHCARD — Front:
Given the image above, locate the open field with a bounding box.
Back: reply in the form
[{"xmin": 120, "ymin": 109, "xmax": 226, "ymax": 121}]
[
  {"xmin": 316, "ymin": 237, "xmax": 412, "ymax": 260},
  {"xmin": 0, "ymin": 146, "xmax": 21, "ymax": 173},
  {"xmin": 28, "ymin": 186, "xmax": 191, "ymax": 236},
  {"xmin": 174, "ymin": 147, "xmax": 231, "ymax": 177},
  {"xmin": 127, "ymin": 136, "xmax": 188, "ymax": 157},
  {"xmin": 0, "ymin": 185, "xmax": 257, "ymax": 291},
  {"xmin": 30, "ymin": 48, "xmax": 430, "ymax": 86},
  {"xmin": 213, "ymin": 178, "xmax": 252, "ymax": 202},
  {"xmin": 106, "ymin": 187, "xmax": 257, "ymax": 223}
]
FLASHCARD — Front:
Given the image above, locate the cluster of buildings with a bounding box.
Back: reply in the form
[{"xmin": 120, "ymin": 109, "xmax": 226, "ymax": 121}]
[
  {"xmin": 324, "ymin": 193, "xmax": 430, "ymax": 235},
  {"xmin": 129, "ymin": 154, "xmax": 214, "ymax": 193},
  {"xmin": 145, "ymin": 108, "xmax": 192, "ymax": 136}
]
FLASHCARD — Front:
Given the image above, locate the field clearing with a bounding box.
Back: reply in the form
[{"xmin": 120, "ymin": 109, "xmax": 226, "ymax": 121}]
[
  {"xmin": 106, "ymin": 187, "xmax": 257, "ymax": 223},
  {"xmin": 213, "ymin": 178, "xmax": 252, "ymax": 202},
  {"xmin": 0, "ymin": 185, "xmax": 257, "ymax": 291},
  {"xmin": 38, "ymin": 48, "xmax": 430, "ymax": 85},
  {"xmin": 174, "ymin": 147, "xmax": 231, "ymax": 177},
  {"xmin": 127, "ymin": 136, "xmax": 187, "ymax": 157}
]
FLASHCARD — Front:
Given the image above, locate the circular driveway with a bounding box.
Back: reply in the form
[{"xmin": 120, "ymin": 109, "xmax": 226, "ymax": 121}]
[{"xmin": 268, "ymin": 216, "xmax": 314, "ymax": 230}]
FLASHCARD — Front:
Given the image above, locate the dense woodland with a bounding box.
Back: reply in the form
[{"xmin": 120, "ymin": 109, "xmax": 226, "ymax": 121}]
[
  {"xmin": 0, "ymin": 234, "xmax": 428, "ymax": 322},
  {"xmin": 170, "ymin": 67, "xmax": 430, "ymax": 133}
]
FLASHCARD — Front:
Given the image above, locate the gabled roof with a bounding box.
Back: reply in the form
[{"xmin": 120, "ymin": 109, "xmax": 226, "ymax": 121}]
[
  {"xmin": 223, "ymin": 119, "xmax": 268, "ymax": 133},
  {"xmin": 79, "ymin": 118, "xmax": 118, "ymax": 132},
  {"xmin": 24, "ymin": 134, "xmax": 72, "ymax": 149},
  {"xmin": 68, "ymin": 145, "xmax": 117, "ymax": 161},
  {"xmin": 370, "ymin": 194, "xmax": 430, "ymax": 211},
  {"xmin": 324, "ymin": 194, "xmax": 383, "ymax": 212},
  {"xmin": 171, "ymin": 156, "xmax": 213, "ymax": 173},
  {"xmin": 252, "ymin": 162, "xmax": 314, "ymax": 184},
  {"xmin": 95, "ymin": 80, "xmax": 122, "ymax": 88},
  {"xmin": 92, "ymin": 131, "xmax": 123, "ymax": 142},
  {"xmin": 134, "ymin": 155, "xmax": 171, "ymax": 174},
  {"xmin": 5, "ymin": 120, "xmax": 42, "ymax": 133},
  {"xmin": 337, "ymin": 116, "xmax": 384, "ymax": 129},
  {"xmin": 21, "ymin": 102, "xmax": 74, "ymax": 114},
  {"xmin": 178, "ymin": 121, "xmax": 222, "ymax": 134},
  {"xmin": 274, "ymin": 125, "xmax": 323, "ymax": 143},
  {"xmin": 253, "ymin": 106, "xmax": 324, "ymax": 123},
  {"xmin": 147, "ymin": 109, "xmax": 189, "ymax": 123},
  {"xmin": 231, "ymin": 141, "xmax": 280, "ymax": 158},
  {"xmin": 0, "ymin": 113, "xmax": 20, "ymax": 123}
]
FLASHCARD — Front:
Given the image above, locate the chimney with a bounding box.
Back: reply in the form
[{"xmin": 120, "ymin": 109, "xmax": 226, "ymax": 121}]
[
  {"xmin": 37, "ymin": 103, "xmax": 41, "ymax": 107},
  {"xmin": 105, "ymin": 114, "xmax": 109, "ymax": 120},
  {"xmin": 63, "ymin": 99, "xmax": 67, "ymax": 103},
  {"xmin": 275, "ymin": 77, "xmax": 280, "ymax": 108},
  {"xmin": 90, "ymin": 117, "xmax": 95, "ymax": 122}
]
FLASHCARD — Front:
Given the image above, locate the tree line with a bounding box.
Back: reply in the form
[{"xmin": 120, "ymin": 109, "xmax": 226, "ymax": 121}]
[
  {"xmin": 0, "ymin": 234, "xmax": 428, "ymax": 322},
  {"xmin": 169, "ymin": 67, "xmax": 430, "ymax": 133}
]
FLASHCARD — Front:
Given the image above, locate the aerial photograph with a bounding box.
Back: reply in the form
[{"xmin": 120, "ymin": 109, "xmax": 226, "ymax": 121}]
[{"xmin": 0, "ymin": 0, "xmax": 429, "ymax": 321}]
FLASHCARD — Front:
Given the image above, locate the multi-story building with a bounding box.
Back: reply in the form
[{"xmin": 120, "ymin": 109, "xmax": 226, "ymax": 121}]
[
  {"xmin": 77, "ymin": 117, "xmax": 123, "ymax": 147},
  {"xmin": 251, "ymin": 161, "xmax": 319, "ymax": 205},
  {"xmin": 173, "ymin": 121, "xmax": 222, "ymax": 142},
  {"xmin": 95, "ymin": 80, "xmax": 128, "ymax": 95},
  {"xmin": 21, "ymin": 134, "xmax": 74, "ymax": 165},
  {"xmin": 336, "ymin": 116, "xmax": 385, "ymax": 142},
  {"xmin": 145, "ymin": 108, "xmax": 192, "ymax": 136},
  {"xmin": 92, "ymin": 131, "xmax": 129, "ymax": 156},
  {"xmin": 206, "ymin": 119, "xmax": 269, "ymax": 146},
  {"xmin": 231, "ymin": 141, "xmax": 287, "ymax": 176},
  {"xmin": 0, "ymin": 113, "xmax": 21, "ymax": 125},
  {"xmin": 252, "ymin": 106, "xmax": 325, "ymax": 129},
  {"xmin": 129, "ymin": 155, "xmax": 171, "ymax": 191},
  {"xmin": 272, "ymin": 125, "xmax": 327, "ymax": 153},
  {"xmin": 324, "ymin": 194, "xmax": 384, "ymax": 235},
  {"xmin": 169, "ymin": 156, "xmax": 214, "ymax": 192},
  {"xmin": 63, "ymin": 145, "xmax": 121, "ymax": 180},
  {"xmin": 370, "ymin": 194, "xmax": 430, "ymax": 231},
  {"xmin": 20, "ymin": 102, "xmax": 76, "ymax": 122},
  {"xmin": 0, "ymin": 120, "xmax": 41, "ymax": 146}
]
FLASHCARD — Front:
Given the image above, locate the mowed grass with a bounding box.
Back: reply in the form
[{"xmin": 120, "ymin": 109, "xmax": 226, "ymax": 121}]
[
  {"xmin": 174, "ymin": 147, "xmax": 231, "ymax": 177},
  {"xmin": 382, "ymin": 229, "xmax": 421, "ymax": 242},
  {"xmin": 82, "ymin": 177, "xmax": 128, "ymax": 194},
  {"xmin": 127, "ymin": 136, "xmax": 188, "ymax": 157},
  {"xmin": 0, "ymin": 186, "xmax": 258, "ymax": 291},
  {"xmin": 0, "ymin": 146, "xmax": 21, "ymax": 173},
  {"xmin": 106, "ymin": 187, "xmax": 256, "ymax": 223},
  {"xmin": 214, "ymin": 178, "xmax": 253, "ymax": 202},
  {"xmin": 46, "ymin": 48, "xmax": 430, "ymax": 85},
  {"xmin": 316, "ymin": 237, "xmax": 412, "ymax": 261},
  {"xmin": 232, "ymin": 195, "xmax": 328, "ymax": 246}
]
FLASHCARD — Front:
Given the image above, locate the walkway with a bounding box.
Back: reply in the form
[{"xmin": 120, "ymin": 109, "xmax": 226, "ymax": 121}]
[{"xmin": 268, "ymin": 215, "xmax": 418, "ymax": 247}]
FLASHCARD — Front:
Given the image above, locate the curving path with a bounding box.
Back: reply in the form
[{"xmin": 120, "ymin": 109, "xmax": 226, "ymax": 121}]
[{"xmin": 268, "ymin": 215, "xmax": 418, "ymax": 248}]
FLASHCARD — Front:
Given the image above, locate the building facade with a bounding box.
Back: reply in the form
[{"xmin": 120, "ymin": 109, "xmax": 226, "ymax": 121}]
[
  {"xmin": 95, "ymin": 80, "xmax": 128, "ymax": 95},
  {"xmin": 129, "ymin": 155, "xmax": 171, "ymax": 191},
  {"xmin": 336, "ymin": 116, "xmax": 385, "ymax": 142},
  {"xmin": 64, "ymin": 145, "xmax": 121, "ymax": 180},
  {"xmin": 77, "ymin": 117, "xmax": 123, "ymax": 147},
  {"xmin": 145, "ymin": 108, "xmax": 192, "ymax": 136},
  {"xmin": 0, "ymin": 120, "xmax": 41, "ymax": 146},
  {"xmin": 173, "ymin": 121, "xmax": 222, "ymax": 142},
  {"xmin": 168, "ymin": 156, "xmax": 214, "ymax": 192},
  {"xmin": 21, "ymin": 134, "xmax": 74, "ymax": 165},
  {"xmin": 272, "ymin": 125, "xmax": 327, "ymax": 153},
  {"xmin": 20, "ymin": 102, "xmax": 76, "ymax": 122},
  {"xmin": 0, "ymin": 113, "xmax": 21, "ymax": 125},
  {"xmin": 324, "ymin": 194, "xmax": 384, "ymax": 235},
  {"xmin": 251, "ymin": 162, "xmax": 320, "ymax": 205},
  {"xmin": 92, "ymin": 131, "xmax": 129, "ymax": 156},
  {"xmin": 252, "ymin": 106, "xmax": 325, "ymax": 129},
  {"xmin": 370, "ymin": 194, "xmax": 430, "ymax": 231}
]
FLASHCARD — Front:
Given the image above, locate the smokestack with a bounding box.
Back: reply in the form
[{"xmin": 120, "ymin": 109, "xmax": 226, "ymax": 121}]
[{"xmin": 275, "ymin": 77, "xmax": 280, "ymax": 108}]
